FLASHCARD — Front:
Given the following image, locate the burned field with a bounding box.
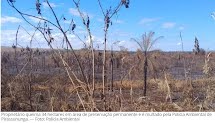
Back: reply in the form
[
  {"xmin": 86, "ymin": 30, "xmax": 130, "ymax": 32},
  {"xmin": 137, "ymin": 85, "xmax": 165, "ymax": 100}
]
[
  {"xmin": 2, "ymin": 0, "xmax": 215, "ymax": 112},
  {"xmin": 1, "ymin": 47, "xmax": 215, "ymax": 112}
]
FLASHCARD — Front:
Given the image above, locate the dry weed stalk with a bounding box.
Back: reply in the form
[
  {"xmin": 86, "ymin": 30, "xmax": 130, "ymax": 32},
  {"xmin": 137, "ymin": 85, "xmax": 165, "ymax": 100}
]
[
  {"xmin": 203, "ymin": 52, "xmax": 212, "ymax": 77},
  {"xmin": 7, "ymin": 0, "xmax": 97, "ymax": 111},
  {"xmin": 128, "ymin": 66, "xmax": 135, "ymax": 103},
  {"xmin": 56, "ymin": 50, "xmax": 91, "ymax": 111},
  {"xmin": 164, "ymin": 72, "xmax": 172, "ymax": 103},
  {"xmin": 157, "ymin": 72, "xmax": 172, "ymax": 103},
  {"xmin": 179, "ymin": 32, "xmax": 188, "ymax": 80},
  {"xmin": 72, "ymin": 0, "xmax": 96, "ymax": 95},
  {"xmin": 46, "ymin": 0, "xmax": 87, "ymax": 84}
]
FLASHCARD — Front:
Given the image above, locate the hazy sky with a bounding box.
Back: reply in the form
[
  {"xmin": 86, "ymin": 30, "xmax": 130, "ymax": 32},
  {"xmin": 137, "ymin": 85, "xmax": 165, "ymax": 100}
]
[{"xmin": 1, "ymin": 0, "xmax": 215, "ymax": 51}]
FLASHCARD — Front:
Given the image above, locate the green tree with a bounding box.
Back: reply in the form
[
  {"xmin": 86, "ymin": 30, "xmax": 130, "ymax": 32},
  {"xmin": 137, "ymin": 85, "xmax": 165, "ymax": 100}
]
[
  {"xmin": 131, "ymin": 31, "xmax": 163, "ymax": 96},
  {"xmin": 194, "ymin": 37, "xmax": 200, "ymax": 55}
]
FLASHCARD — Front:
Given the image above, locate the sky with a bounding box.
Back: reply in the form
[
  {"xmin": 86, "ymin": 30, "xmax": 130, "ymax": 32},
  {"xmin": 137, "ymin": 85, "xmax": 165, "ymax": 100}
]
[{"xmin": 1, "ymin": 0, "xmax": 215, "ymax": 51}]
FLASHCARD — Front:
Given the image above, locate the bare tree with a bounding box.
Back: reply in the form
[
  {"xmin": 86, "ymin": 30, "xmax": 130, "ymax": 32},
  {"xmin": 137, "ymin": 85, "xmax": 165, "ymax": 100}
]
[{"xmin": 97, "ymin": 0, "xmax": 129, "ymax": 95}]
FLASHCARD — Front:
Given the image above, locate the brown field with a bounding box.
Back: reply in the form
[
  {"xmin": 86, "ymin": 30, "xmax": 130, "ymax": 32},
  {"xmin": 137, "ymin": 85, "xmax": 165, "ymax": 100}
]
[{"xmin": 1, "ymin": 47, "xmax": 215, "ymax": 112}]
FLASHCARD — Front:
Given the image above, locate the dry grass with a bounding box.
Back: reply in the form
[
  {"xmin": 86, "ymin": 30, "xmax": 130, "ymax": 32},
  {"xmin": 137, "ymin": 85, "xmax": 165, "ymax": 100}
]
[{"xmin": 1, "ymin": 74, "xmax": 215, "ymax": 111}]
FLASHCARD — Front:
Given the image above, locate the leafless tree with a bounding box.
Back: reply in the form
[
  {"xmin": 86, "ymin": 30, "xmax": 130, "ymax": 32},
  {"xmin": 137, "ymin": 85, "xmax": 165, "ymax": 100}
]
[{"xmin": 97, "ymin": 0, "xmax": 129, "ymax": 95}]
